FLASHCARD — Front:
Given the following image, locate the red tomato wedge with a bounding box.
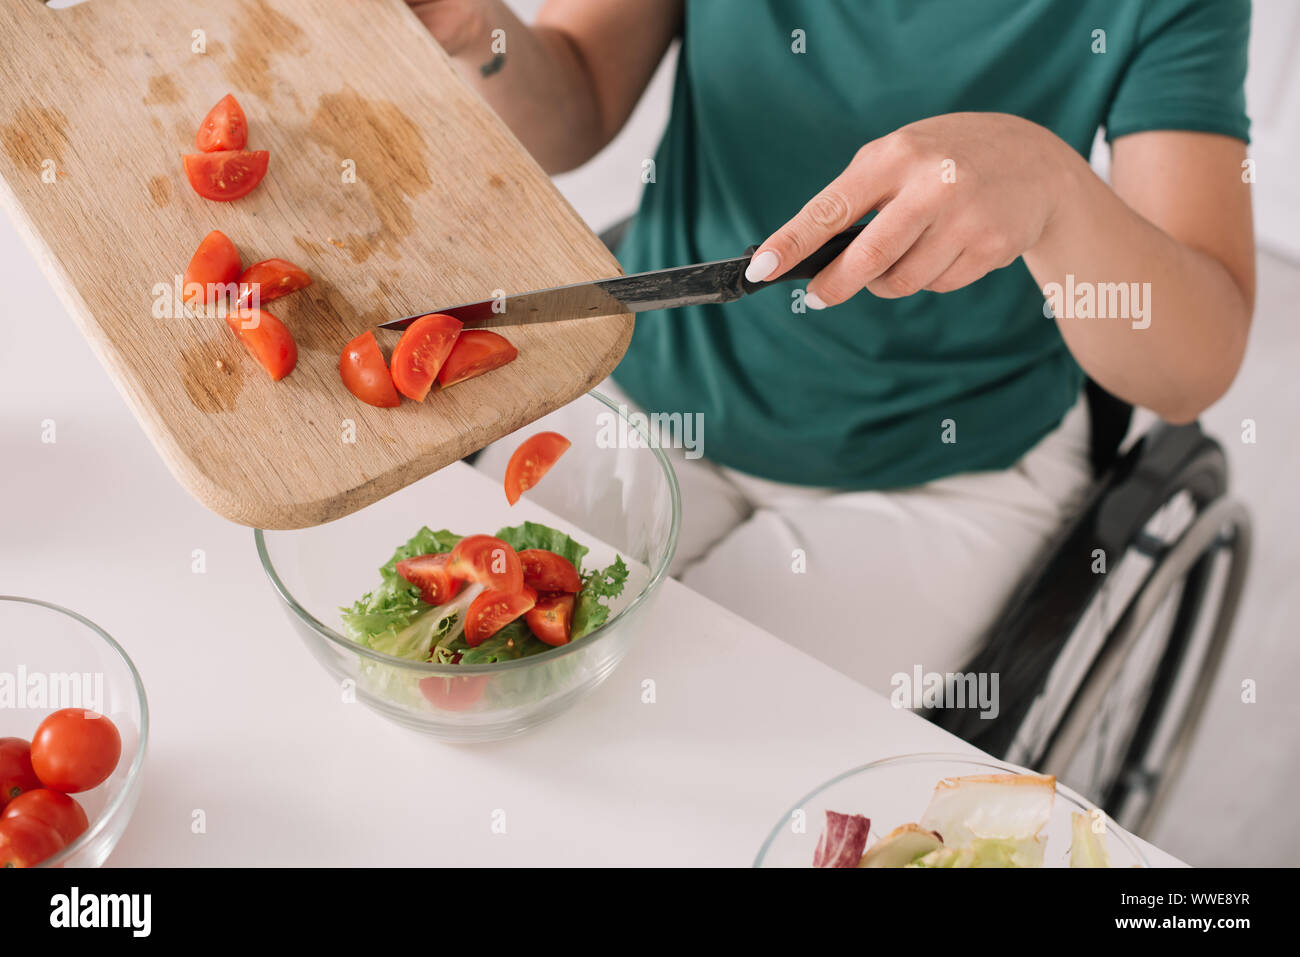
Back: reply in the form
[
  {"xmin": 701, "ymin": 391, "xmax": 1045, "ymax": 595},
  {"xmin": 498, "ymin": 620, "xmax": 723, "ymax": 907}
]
[
  {"xmin": 395, "ymin": 553, "xmax": 465, "ymax": 606},
  {"xmin": 1, "ymin": 789, "xmax": 89, "ymax": 845},
  {"xmin": 519, "ymin": 549, "xmax": 582, "ymax": 593},
  {"xmin": 448, "ymin": 535, "xmax": 523, "ymax": 593},
  {"xmin": 390, "ymin": 313, "xmax": 463, "ymax": 401},
  {"xmin": 465, "ymin": 586, "xmax": 537, "ymax": 646},
  {"xmin": 504, "ymin": 431, "xmax": 571, "ymax": 505},
  {"xmin": 183, "ymin": 230, "xmax": 241, "ymax": 307},
  {"xmin": 226, "ymin": 308, "xmax": 298, "ymax": 381},
  {"xmin": 183, "ymin": 149, "xmax": 269, "ymax": 202},
  {"xmin": 339, "ymin": 330, "xmax": 401, "ymax": 408},
  {"xmin": 419, "ymin": 673, "xmax": 488, "ymax": 711},
  {"xmin": 525, "ymin": 593, "xmax": 575, "ymax": 647},
  {"xmin": 437, "ymin": 330, "xmax": 518, "ymax": 388},
  {"xmin": 195, "ymin": 93, "xmax": 248, "ymax": 152},
  {"xmin": 236, "ymin": 258, "xmax": 312, "ymax": 308}
]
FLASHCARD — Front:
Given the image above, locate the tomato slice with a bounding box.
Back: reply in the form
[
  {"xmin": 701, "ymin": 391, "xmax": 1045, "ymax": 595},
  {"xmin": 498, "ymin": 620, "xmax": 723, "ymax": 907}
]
[
  {"xmin": 465, "ymin": 586, "xmax": 537, "ymax": 646},
  {"xmin": 419, "ymin": 673, "xmax": 488, "ymax": 711},
  {"xmin": 395, "ymin": 552, "xmax": 465, "ymax": 605},
  {"xmin": 0, "ymin": 815, "xmax": 65, "ymax": 868},
  {"xmin": 519, "ymin": 549, "xmax": 582, "ymax": 593},
  {"xmin": 339, "ymin": 330, "xmax": 401, "ymax": 408},
  {"xmin": 195, "ymin": 93, "xmax": 248, "ymax": 152},
  {"xmin": 525, "ymin": 593, "xmax": 575, "ymax": 647},
  {"xmin": 226, "ymin": 308, "xmax": 298, "ymax": 381},
  {"xmin": 436, "ymin": 330, "xmax": 518, "ymax": 388},
  {"xmin": 504, "ymin": 431, "xmax": 572, "ymax": 505},
  {"xmin": 390, "ymin": 313, "xmax": 463, "ymax": 402},
  {"xmin": 236, "ymin": 258, "xmax": 312, "ymax": 308},
  {"xmin": 183, "ymin": 230, "xmax": 241, "ymax": 308},
  {"xmin": 183, "ymin": 149, "xmax": 269, "ymax": 202},
  {"xmin": 447, "ymin": 534, "xmax": 523, "ymax": 593},
  {"xmin": 1, "ymin": 789, "xmax": 89, "ymax": 845}
]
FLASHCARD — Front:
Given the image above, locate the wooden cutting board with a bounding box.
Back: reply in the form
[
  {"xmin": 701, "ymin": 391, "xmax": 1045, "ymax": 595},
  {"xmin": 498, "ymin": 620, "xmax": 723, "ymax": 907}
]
[{"xmin": 0, "ymin": 0, "xmax": 633, "ymax": 528}]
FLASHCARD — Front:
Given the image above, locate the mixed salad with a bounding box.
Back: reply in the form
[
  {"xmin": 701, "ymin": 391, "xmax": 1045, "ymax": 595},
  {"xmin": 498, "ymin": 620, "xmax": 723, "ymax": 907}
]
[
  {"xmin": 813, "ymin": 773, "xmax": 1114, "ymax": 868},
  {"xmin": 341, "ymin": 521, "xmax": 628, "ymax": 667}
]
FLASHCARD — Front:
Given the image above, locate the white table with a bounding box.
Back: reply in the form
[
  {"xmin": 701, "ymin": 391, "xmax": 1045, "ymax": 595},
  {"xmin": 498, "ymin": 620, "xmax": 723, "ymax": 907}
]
[{"xmin": 0, "ymin": 213, "xmax": 1180, "ymax": 867}]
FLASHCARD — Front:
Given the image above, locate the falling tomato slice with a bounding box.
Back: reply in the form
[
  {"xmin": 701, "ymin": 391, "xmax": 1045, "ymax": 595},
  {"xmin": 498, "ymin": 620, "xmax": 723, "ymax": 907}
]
[
  {"xmin": 525, "ymin": 593, "xmax": 575, "ymax": 647},
  {"xmin": 226, "ymin": 308, "xmax": 297, "ymax": 381},
  {"xmin": 183, "ymin": 149, "xmax": 269, "ymax": 202},
  {"xmin": 390, "ymin": 313, "xmax": 462, "ymax": 401},
  {"xmin": 182, "ymin": 230, "xmax": 241, "ymax": 308},
  {"xmin": 339, "ymin": 330, "xmax": 401, "ymax": 408},
  {"xmin": 519, "ymin": 549, "xmax": 582, "ymax": 593},
  {"xmin": 195, "ymin": 93, "xmax": 248, "ymax": 152},
  {"xmin": 236, "ymin": 258, "xmax": 312, "ymax": 308},
  {"xmin": 504, "ymin": 431, "xmax": 571, "ymax": 505},
  {"xmin": 465, "ymin": 586, "xmax": 537, "ymax": 646},
  {"xmin": 395, "ymin": 553, "xmax": 465, "ymax": 606},
  {"xmin": 437, "ymin": 330, "xmax": 518, "ymax": 388},
  {"xmin": 448, "ymin": 535, "xmax": 523, "ymax": 593}
]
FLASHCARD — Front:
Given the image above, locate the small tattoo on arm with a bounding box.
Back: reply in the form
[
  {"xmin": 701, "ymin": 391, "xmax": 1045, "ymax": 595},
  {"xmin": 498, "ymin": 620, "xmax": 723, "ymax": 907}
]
[{"xmin": 480, "ymin": 53, "xmax": 505, "ymax": 77}]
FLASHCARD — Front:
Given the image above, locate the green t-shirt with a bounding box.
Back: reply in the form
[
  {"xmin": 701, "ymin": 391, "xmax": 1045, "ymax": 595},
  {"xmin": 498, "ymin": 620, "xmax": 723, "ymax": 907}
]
[{"xmin": 612, "ymin": 0, "xmax": 1250, "ymax": 489}]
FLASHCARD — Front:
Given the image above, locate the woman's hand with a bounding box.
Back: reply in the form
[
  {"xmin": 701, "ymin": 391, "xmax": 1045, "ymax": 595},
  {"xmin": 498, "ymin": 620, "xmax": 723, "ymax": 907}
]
[
  {"xmin": 406, "ymin": 0, "xmax": 488, "ymax": 56},
  {"xmin": 745, "ymin": 113, "xmax": 1076, "ymax": 307}
]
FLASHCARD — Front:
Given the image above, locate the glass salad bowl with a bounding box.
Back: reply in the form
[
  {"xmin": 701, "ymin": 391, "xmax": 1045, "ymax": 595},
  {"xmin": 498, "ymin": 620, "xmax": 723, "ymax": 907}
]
[
  {"xmin": 754, "ymin": 752, "xmax": 1149, "ymax": 867},
  {"xmin": 1, "ymin": 596, "xmax": 149, "ymax": 868},
  {"xmin": 256, "ymin": 390, "xmax": 681, "ymax": 742}
]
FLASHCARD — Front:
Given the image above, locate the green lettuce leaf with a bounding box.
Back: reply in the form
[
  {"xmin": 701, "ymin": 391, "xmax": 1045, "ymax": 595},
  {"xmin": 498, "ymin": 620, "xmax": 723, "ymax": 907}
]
[
  {"xmin": 458, "ymin": 620, "xmax": 551, "ymax": 664},
  {"xmin": 571, "ymin": 556, "xmax": 629, "ymax": 640},
  {"xmin": 340, "ymin": 527, "xmax": 463, "ymax": 652},
  {"xmin": 495, "ymin": 522, "xmax": 589, "ymax": 570}
]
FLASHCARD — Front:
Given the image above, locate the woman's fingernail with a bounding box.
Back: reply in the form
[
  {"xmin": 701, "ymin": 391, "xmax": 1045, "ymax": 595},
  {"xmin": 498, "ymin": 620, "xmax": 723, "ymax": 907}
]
[
  {"xmin": 745, "ymin": 249, "xmax": 779, "ymax": 283},
  {"xmin": 805, "ymin": 290, "xmax": 828, "ymax": 310}
]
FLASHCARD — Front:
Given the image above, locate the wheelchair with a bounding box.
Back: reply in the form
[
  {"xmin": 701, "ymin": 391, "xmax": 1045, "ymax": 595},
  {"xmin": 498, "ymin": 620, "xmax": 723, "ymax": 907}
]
[{"xmin": 597, "ymin": 217, "xmax": 1250, "ymax": 838}]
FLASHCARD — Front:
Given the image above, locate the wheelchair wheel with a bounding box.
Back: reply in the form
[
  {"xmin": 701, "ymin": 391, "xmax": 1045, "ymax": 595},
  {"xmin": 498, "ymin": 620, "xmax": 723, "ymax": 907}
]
[{"xmin": 1028, "ymin": 495, "xmax": 1251, "ymax": 835}]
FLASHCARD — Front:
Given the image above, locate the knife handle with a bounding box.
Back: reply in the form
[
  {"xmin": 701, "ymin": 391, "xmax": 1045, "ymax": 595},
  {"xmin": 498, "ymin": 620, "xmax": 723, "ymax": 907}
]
[{"xmin": 739, "ymin": 223, "xmax": 868, "ymax": 294}]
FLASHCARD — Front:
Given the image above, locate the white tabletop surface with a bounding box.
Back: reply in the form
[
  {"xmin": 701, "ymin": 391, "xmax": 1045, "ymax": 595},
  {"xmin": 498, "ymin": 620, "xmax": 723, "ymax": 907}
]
[{"xmin": 0, "ymin": 212, "xmax": 1180, "ymax": 868}]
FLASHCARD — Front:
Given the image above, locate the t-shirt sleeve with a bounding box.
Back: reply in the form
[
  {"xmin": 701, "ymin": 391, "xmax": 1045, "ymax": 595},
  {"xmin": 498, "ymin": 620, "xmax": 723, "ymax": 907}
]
[{"xmin": 1105, "ymin": 0, "xmax": 1251, "ymax": 143}]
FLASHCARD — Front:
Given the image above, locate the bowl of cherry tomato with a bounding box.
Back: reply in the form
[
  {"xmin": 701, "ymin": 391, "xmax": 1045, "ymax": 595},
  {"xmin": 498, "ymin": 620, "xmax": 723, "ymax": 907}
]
[
  {"xmin": 0, "ymin": 597, "xmax": 148, "ymax": 867},
  {"xmin": 256, "ymin": 391, "xmax": 682, "ymax": 742}
]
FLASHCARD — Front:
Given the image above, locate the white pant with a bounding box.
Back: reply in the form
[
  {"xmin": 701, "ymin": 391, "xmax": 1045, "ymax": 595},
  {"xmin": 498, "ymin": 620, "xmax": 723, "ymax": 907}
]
[{"xmin": 490, "ymin": 380, "xmax": 1094, "ymax": 695}]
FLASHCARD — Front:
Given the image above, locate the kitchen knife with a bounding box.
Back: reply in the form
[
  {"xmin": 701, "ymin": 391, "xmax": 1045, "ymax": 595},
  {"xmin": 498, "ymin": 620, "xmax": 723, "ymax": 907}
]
[{"xmin": 379, "ymin": 224, "xmax": 867, "ymax": 331}]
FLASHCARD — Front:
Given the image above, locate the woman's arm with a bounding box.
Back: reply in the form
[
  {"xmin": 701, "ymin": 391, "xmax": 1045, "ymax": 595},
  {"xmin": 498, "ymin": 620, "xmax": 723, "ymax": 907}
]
[
  {"xmin": 745, "ymin": 113, "xmax": 1255, "ymax": 424},
  {"xmin": 1024, "ymin": 131, "xmax": 1254, "ymax": 423},
  {"xmin": 407, "ymin": 0, "xmax": 682, "ymax": 173}
]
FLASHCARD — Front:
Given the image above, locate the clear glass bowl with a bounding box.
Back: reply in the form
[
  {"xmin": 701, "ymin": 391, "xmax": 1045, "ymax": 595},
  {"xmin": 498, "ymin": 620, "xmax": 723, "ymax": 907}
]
[
  {"xmin": 255, "ymin": 391, "xmax": 681, "ymax": 742},
  {"xmin": 754, "ymin": 752, "xmax": 1149, "ymax": 867},
  {"xmin": 0, "ymin": 596, "xmax": 149, "ymax": 868}
]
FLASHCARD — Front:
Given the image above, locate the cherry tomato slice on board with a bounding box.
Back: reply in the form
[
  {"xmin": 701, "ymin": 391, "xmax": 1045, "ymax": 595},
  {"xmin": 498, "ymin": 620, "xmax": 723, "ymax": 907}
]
[
  {"xmin": 30, "ymin": 709, "xmax": 121, "ymax": 794},
  {"xmin": 0, "ymin": 738, "xmax": 40, "ymax": 809},
  {"xmin": 525, "ymin": 592, "xmax": 575, "ymax": 647},
  {"xmin": 226, "ymin": 308, "xmax": 298, "ymax": 381},
  {"xmin": 1, "ymin": 789, "xmax": 89, "ymax": 845},
  {"xmin": 448, "ymin": 535, "xmax": 523, "ymax": 593},
  {"xmin": 504, "ymin": 431, "xmax": 571, "ymax": 505},
  {"xmin": 465, "ymin": 586, "xmax": 537, "ymax": 646},
  {"xmin": 419, "ymin": 673, "xmax": 488, "ymax": 711},
  {"xmin": 339, "ymin": 330, "xmax": 400, "ymax": 408},
  {"xmin": 183, "ymin": 149, "xmax": 269, "ymax": 202},
  {"xmin": 183, "ymin": 230, "xmax": 241, "ymax": 308},
  {"xmin": 390, "ymin": 313, "xmax": 463, "ymax": 402},
  {"xmin": 0, "ymin": 815, "xmax": 65, "ymax": 868},
  {"xmin": 236, "ymin": 258, "xmax": 312, "ymax": 308},
  {"xmin": 396, "ymin": 553, "xmax": 466, "ymax": 606},
  {"xmin": 195, "ymin": 93, "xmax": 248, "ymax": 152},
  {"xmin": 519, "ymin": 549, "xmax": 582, "ymax": 593},
  {"xmin": 436, "ymin": 330, "xmax": 518, "ymax": 388}
]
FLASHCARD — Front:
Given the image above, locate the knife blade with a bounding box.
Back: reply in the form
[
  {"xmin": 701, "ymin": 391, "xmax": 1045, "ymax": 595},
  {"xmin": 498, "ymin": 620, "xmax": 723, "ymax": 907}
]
[{"xmin": 378, "ymin": 224, "xmax": 866, "ymax": 331}]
